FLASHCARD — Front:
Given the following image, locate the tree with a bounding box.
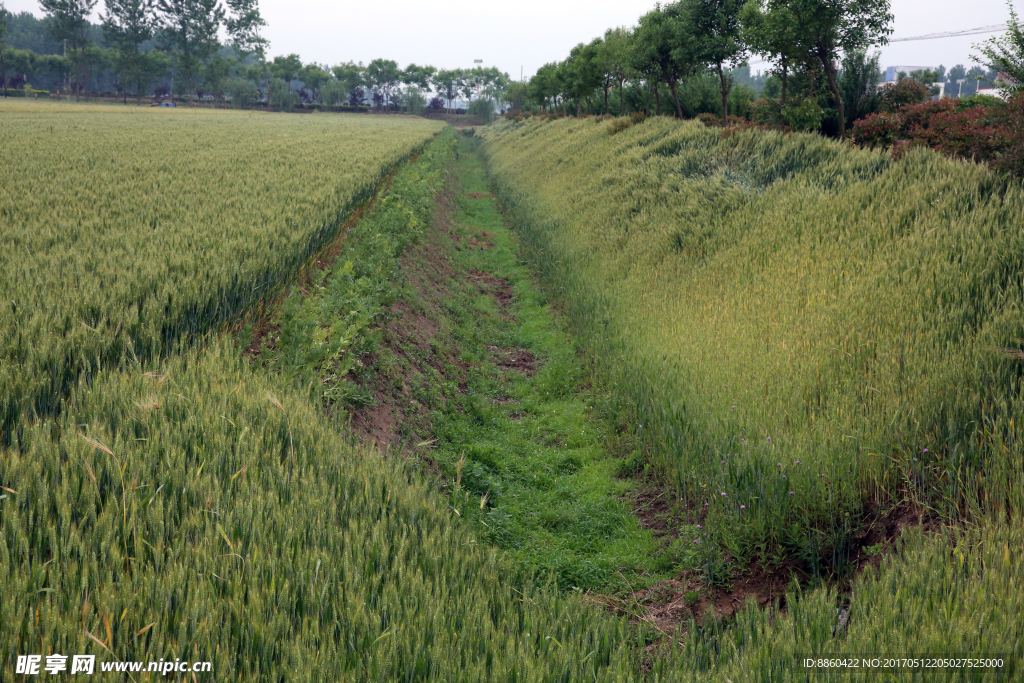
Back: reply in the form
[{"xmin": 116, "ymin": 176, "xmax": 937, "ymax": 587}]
[
  {"xmin": 625, "ymin": 22, "xmax": 663, "ymax": 114},
  {"xmin": 527, "ymin": 62, "xmax": 561, "ymax": 112},
  {"xmin": 1, "ymin": 3, "xmax": 9, "ymax": 96},
  {"xmin": 775, "ymin": 0, "xmax": 894, "ymax": 136},
  {"xmin": 561, "ymin": 40, "xmax": 602, "ymax": 116},
  {"xmin": 364, "ymin": 58, "xmax": 400, "ymax": 109},
  {"xmin": 741, "ymin": 0, "xmax": 804, "ymax": 103},
  {"xmin": 503, "ymin": 80, "xmax": 527, "ymax": 112},
  {"xmin": 224, "ymin": 0, "xmax": 266, "ymax": 61},
  {"xmin": 631, "ymin": 4, "xmax": 693, "ymax": 118},
  {"xmin": 267, "ymin": 52, "xmax": 300, "ymax": 106},
  {"xmin": 462, "ymin": 66, "xmax": 508, "ymax": 113},
  {"xmin": 40, "ymin": 0, "xmax": 98, "ymax": 98},
  {"xmin": 4, "ymin": 47, "xmax": 36, "ymax": 90},
  {"xmin": 267, "ymin": 75, "xmax": 294, "ymax": 110},
  {"xmin": 599, "ymin": 27, "xmax": 630, "ymax": 114},
  {"xmin": 268, "ymin": 52, "xmax": 300, "ymax": 83},
  {"xmin": 101, "ymin": 0, "xmax": 158, "ymax": 103},
  {"xmin": 401, "ymin": 62, "xmax": 436, "ymax": 90},
  {"xmin": 432, "ymin": 68, "xmax": 465, "ymax": 114},
  {"xmin": 298, "ymin": 62, "xmax": 329, "ymax": 102},
  {"xmin": 157, "ymin": 0, "xmax": 224, "ymax": 101},
  {"xmin": 838, "ymin": 49, "xmax": 880, "ymax": 126},
  {"xmin": 331, "ymin": 60, "xmax": 363, "ymax": 90},
  {"xmin": 477, "ymin": 68, "xmax": 510, "ymax": 110},
  {"xmin": 403, "ymin": 87, "xmax": 425, "ymax": 114},
  {"xmin": 228, "ymin": 75, "xmax": 255, "ymax": 107},
  {"xmin": 224, "ymin": 0, "xmax": 266, "ymax": 101},
  {"xmin": 973, "ymin": 0, "xmax": 1024, "ymax": 94},
  {"xmin": 203, "ymin": 52, "xmax": 231, "ymax": 103},
  {"xmin": 682, "ymin": 0, "xmax": 747, "ymax": 123},
  {"xmin": 589, "ymin": 37, "xmax": 613, "ymax": 114},
  {"xmin": 347, "ymin": 84, "xmax": 364, "ymax": 107}
]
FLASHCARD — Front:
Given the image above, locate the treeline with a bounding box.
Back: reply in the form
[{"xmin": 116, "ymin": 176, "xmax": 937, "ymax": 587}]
[
  {"xmin": 516, "ymin": 0, "xmax": 1022, "ymax": 138},
  {"xmin": 0, "ymin": 2, "xmax": 512, "ymax": 114},
  {"xmin": 0, "ymin": 0, "xmax": 268, "ymax": 101}
]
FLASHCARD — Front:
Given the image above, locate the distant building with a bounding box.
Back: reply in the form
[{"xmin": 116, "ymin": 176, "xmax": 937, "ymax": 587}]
[
  {"xmin": 977, "ymin": 72, "xmax": 1019, "ymax": 99},
  {"xmin": 883, "ymin": 66, "xmax": 937, "ymax": 83}
]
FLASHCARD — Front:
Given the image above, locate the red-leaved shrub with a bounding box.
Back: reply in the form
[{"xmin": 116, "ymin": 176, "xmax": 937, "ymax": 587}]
[{"xmin": 852, "ymin": 93, "xmax": 1024, "ymax": 177}]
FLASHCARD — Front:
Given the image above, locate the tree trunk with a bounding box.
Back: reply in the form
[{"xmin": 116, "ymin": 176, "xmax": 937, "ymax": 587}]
[
  {"xmin": 818, "ymin": 48, "xmax": 845, "ymax": 136},
  {"xmin": 669, "ymin": 77, "xmax": 682, "ymax": 118},
  {"xmin": 781, "ymin": 62, "xmax": 788, "ymax": 105},
  {"xmin": 618, "ymin": 78, "xmax": 625, "ymax": 115},
  {"xmin": 653, "ymin": 81, "xmax": 660, "ymax": 114},
  {"xmin": 718, "ymin": 63, "xmax": 728, "ymax": 124},
  {"xmin": 603, "ymin": 86, "xmax": 608, "ymax": 114},
  {"xmin": 577, "ymin": 99, "xmax": 582, "ymax": 117}
]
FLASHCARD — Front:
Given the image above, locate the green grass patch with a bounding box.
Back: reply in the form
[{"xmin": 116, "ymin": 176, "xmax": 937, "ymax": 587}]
[{"xmin": 428, "ymin": 138, "xmax": 697, "ymax": 594}]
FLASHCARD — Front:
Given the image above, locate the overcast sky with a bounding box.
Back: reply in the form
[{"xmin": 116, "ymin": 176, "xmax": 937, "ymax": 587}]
[{"xmin": 4, "ymin": 0, "xmax": 1021, "ymax": 79}]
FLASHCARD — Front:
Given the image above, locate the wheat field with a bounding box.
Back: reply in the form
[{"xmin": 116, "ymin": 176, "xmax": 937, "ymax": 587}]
[{"xmin": 0, "ymin": 100, "xmax": 443, "ymax": 447}]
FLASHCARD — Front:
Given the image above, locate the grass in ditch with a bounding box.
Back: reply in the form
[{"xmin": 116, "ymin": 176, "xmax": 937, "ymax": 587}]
[{"xmin": 382, "ymin": 134, "xmax": 701, "ymax": 597}]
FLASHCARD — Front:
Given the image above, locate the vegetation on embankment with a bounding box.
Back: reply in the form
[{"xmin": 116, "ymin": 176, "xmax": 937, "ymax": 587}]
[
  {"xmin": 482, "ymin": 115, "xmax": 1024, "ymax": 572},
  {"xmin": 254, "ymin": 130, "xmax": 700, "ymax": 599},
  {"xmin": 1, "ymin": 128, "xmax": 649, "ymax": 682},
  {"xmin": 0, "ymin": 100, "xmax": 442, "ymax": 447},
  {"xmin": 479, "ymin": 115, "xmax": 1024, "ymax": 677},
  {"xmin": 0, "ymin": 341, "xmax": 642, "ymax": 681},
  {"xmin": 661, "ymin": 520, "xmax": 1023, "ymax": 681},
  {"xmin": 249, "ymin": 130, "xmax": 1024, "ymax": 680}
]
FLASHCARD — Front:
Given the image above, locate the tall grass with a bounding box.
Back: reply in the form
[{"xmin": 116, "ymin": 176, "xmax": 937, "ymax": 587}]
[
  {"xmin": 0, "ymin": 341, "xmax": 640, "ymax": 681},
  {"xmin": 0, "ymin": 100, "xmax": 443, "ymax": 447},
  {"xmin": 261, "ymin": 127, "xmax": 456, "ymax": 407},
  {"xmin": 0, "ymin": 107, "xmax": 643, "ymax": 681},
  {"xmin": 655, "ymin": 520, "xmax": 1023, "ymax": 681},
  {"xmin": 481, "ymin": 116, "xmax": 1024, "ymax": 573}
]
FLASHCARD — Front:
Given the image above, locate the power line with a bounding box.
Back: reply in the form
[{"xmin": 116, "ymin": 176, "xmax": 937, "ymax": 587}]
[
  {"xmin": 745, "ymin": 24, "xmax": 1009, "ymax": 68},
  {"xmin": 889, "ymin": 24, "xmax": 1008, "ymax": 42}
]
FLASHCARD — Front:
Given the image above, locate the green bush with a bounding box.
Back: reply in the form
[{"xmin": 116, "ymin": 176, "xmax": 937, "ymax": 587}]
[
  {"xmin": 406, "ymin": 88, "xmax": 427, "ymax": 116},
  {"xmin": 468, "ymin": 97, "xmax": 495, "ymax": 123},
  {"xmin": 782, "ymin": 96, "xmax": 825, "ymax": 130},
  {"xmin": 228, "ymin": 78, "xmax": 258, "ymax": 109},
  {"xmin": 3, "ymin": 88, "xmax": 49, "ymax": 98},
  {"xmin": 956, "ymin": 93, "xmax": 1005, "ymax": 110},
  {"xmin": 879, "ymin": 78, "xmax": 930, "ymax": 112},
  {"xmin": 268, "ymin": 77, "xmax": 298, "ymax": 112}
]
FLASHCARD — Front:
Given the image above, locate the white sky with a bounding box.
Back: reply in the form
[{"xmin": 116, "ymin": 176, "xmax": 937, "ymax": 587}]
[{"xmin": 4, "ymin": 0, "xmax": 1021, "ymax": 79}]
